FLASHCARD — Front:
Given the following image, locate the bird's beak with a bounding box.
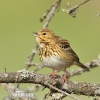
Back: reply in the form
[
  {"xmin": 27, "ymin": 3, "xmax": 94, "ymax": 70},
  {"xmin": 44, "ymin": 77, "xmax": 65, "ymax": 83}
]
[{"xmin": 33, "ymin": 32, "xmax": 39, "ymax": 37}]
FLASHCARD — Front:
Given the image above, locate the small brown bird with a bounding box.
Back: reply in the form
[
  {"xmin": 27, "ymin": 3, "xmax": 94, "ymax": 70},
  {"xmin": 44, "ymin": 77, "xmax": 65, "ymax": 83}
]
[{"xmin": 34, "ymin": 28, "xmax": 89, "ymax": 80}]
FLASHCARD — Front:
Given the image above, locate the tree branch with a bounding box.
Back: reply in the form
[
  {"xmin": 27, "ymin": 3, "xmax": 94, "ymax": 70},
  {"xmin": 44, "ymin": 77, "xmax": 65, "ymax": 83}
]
[
  {"xmin": 24, "ymin": 43, "xmax": 39, "ymax": 70},
  {"xmin": 0, "ymin": 71, "xmax": 100, "ymax": 97},
  {"xmin": 62, "ymin": 0, "xmax": 91, "ymax": 17},
  {"xmin": 40, "ymin": 0, "xmax": 62, "ymax": 28}
]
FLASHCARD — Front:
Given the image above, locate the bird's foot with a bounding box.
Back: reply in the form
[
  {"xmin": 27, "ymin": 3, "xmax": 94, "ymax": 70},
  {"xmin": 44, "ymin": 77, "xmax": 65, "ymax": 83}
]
[
  {"xmin": 62, "ymin": 74, "xmax": 68, "ymax": 83},
  {"xmin": 48, "ymin": 71, "xmax": 60, "ymax": 78}
]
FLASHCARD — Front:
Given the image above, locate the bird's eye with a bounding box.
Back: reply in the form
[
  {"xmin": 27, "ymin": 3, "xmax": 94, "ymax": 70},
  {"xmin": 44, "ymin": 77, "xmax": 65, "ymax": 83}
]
[{"xmin": 42, "ymin": 33, "xmax": 46, "ymax": 35}]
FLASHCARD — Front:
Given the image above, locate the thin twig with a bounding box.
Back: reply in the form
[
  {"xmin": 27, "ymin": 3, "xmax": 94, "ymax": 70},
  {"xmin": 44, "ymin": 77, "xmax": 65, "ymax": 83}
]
[
  {"xmin": 40, "ymin": 0, "xmax": 61, "ymax": 23},
  {"xmin": 97, "ymin": 13, "xmax": 100, "ymax": 17},
  {"xmin": 25, "ymin": 62, "xmax": 44, "ymax": 72},
  {"xmin": 42, "ymin": 0, "xmax": 61, "ymax": 28},
  {"xmin": 40, "ymin": 10, "xmax": 51, "ymax": 22},
  {"xmin": 24, "ymin": 43, "xmax": 39, "ymax": 70},
  {"xmin": 46, "ymin": 82, "xmax": 80, "ymax": 100},
  {"xmin": 67, "ymin": 55, "xmax": 100, "ymax": 78},
  {"xmin": 62, "ymin": 0, "xmax": 91, "ymax": 17},
  {"xmin": 43, "ymin": 92, "xmax": 51, "ymax": 100}
]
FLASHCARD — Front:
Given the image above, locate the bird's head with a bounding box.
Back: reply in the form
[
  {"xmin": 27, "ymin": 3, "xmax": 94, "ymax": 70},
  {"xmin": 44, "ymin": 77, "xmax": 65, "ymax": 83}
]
[{"xmin": 34, "ymin": 28, "xmax": 55, "ymax": 47}]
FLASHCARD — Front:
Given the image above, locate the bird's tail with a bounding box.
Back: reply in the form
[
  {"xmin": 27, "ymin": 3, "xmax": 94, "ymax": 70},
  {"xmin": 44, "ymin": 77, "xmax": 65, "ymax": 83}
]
[{"xmin": 75, "ymin": 61, "xmax": 90, "ymax": 71}]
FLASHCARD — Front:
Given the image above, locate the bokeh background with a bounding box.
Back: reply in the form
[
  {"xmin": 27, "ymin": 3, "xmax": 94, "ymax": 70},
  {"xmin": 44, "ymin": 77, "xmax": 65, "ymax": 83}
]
[{"xmin": 0, "ymin": 0, "xmax": 100, "ymax": 100}]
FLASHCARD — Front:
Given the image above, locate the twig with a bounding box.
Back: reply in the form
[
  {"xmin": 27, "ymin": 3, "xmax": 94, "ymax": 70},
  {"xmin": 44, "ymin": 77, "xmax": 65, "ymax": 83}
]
[
  {"xmin": 40, "ymin": 0, "xmax": 61, "ymax": 22},
  {"xmin": 24, "ymin": 43, "xmax": 39, "ymax": 70},
  {"xmin": 25, "ymin": 62, "xmax": 44, "ymax": 72},
  {"xmin": 33, "ymin": 64, "xmax": 44, "ymax": 72},
  {"xmin": 40, "ymin": 10, "xmax": 50, "ymax": 22},
  {"xmin": 97, "ymin": 13, "xmax": 100, "ymax": 17},
  {"xmin": 46, "ymin": 83, "xmax": 80, "ymax": 100},
  {"xmin": 67, "ymin": 55, "xmax": 100, "ymax": 78},
  {"xmin": 62, "ymin": 0, "xmax": 91, "ymax": 17},
  {"xmin": 43, "ymin": 92, "xmax": 51, "ymax": 100},
  {"xmin": 40, "ymin": 0, "xmax": 61, "ymax": 28}
]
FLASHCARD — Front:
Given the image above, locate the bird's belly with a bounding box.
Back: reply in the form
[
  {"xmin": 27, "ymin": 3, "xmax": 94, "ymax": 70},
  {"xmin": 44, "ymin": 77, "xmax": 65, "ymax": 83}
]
[{"xmin": 41, "ymin": 55, "xmax": 66, "ymax": 71}]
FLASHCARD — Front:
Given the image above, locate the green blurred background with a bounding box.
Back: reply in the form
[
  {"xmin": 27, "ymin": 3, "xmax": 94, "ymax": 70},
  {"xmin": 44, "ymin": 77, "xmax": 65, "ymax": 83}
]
[{"xmin": 0, "ymin": 0, "xmax": 100, "ymax": 99}]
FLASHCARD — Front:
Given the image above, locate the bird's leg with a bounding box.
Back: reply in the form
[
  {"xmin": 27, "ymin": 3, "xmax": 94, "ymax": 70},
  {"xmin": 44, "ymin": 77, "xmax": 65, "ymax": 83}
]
[
  {"xmin": 51, "ymin": 69, "xmax": 56, "ymax": 77},
  {"xmin": 47, "ymin": 69, "xmax": 56, "ymax": 77},
  {"xmin": 63, "ymin": 74, "xmax": 67, "ymax": 82},
  {"xmin": 48, "ymin": 69, "xmax": 60, "ymax": 78},
  {"xmin": 62, "ymin": 69, "xmax": 68, "ymax": 83}
]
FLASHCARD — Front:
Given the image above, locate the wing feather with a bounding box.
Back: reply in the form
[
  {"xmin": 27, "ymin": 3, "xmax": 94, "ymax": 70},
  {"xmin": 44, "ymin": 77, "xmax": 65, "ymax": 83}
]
[{"xmin": 55, "ymin": 36, "xmax": 79, "ymax": 62}]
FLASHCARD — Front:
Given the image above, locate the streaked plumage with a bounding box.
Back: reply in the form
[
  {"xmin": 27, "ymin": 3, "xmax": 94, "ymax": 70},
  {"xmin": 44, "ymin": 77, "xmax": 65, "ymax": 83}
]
[{"xmin": 34, "ymin": 28, "xmax": 89, "ymax": 77}]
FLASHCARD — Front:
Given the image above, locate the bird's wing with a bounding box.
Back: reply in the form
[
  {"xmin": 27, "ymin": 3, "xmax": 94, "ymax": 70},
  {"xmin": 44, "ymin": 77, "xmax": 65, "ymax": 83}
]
[{"xmin": 55, "ymin": 36, "xmax": 79, "ymax": 62}]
